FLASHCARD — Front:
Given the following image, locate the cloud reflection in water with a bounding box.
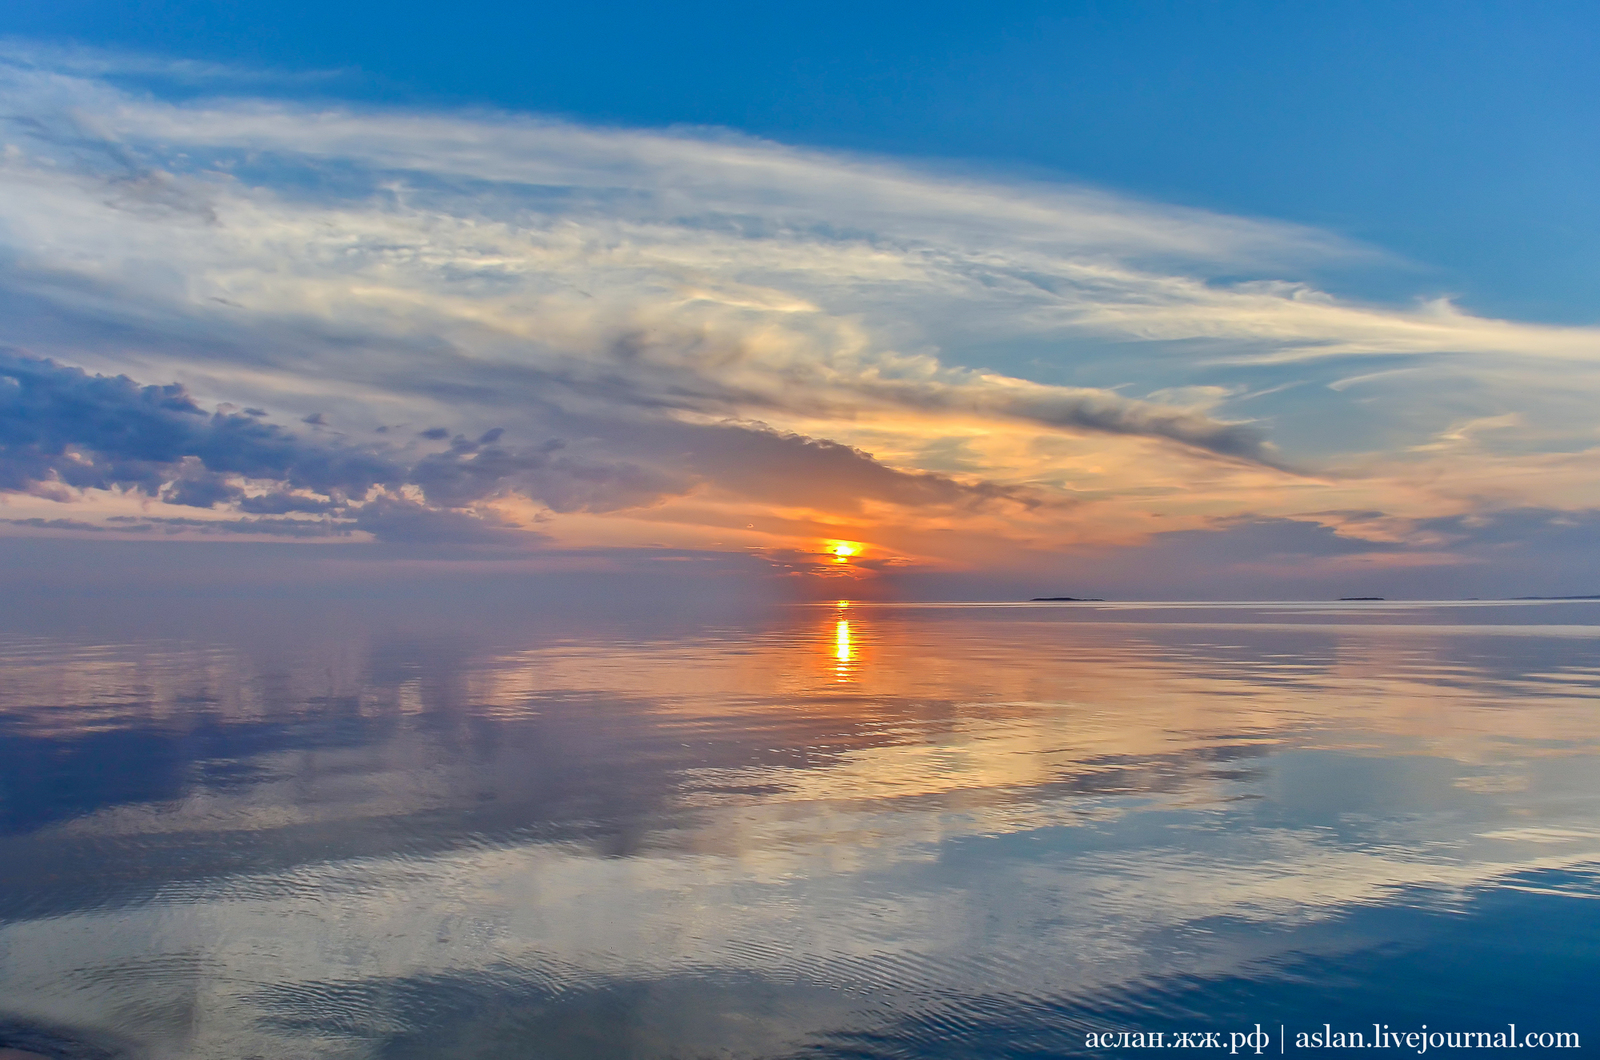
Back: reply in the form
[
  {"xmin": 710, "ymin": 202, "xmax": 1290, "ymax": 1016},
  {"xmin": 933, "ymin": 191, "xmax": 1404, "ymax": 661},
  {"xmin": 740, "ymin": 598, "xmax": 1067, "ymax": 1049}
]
[{"xmin": 0, "ymin": 601, "xmax": 1596, "ymax": 1058}]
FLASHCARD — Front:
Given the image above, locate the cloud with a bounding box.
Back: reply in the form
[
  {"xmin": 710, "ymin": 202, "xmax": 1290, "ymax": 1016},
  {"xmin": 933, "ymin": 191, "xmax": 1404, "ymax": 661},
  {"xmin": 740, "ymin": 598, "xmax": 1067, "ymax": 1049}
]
[
  {"xmin": 0, "ymin": 51, "xmax": 1598, "ymax": 575},
  {"xmin": 0, "ymin": 347, "xmax": 397, "ymax": 506},
  {"xmin": 346, "ymin": 497, "xmax": 538, "ymax": 546},
  {"xmin": 0, "ymin": 349, "xmax": 1030, "ymax": 546},
  {"xmin": 856, "ymin": 373, "xmax": 1278, "ymax": 464},
  {"xmin": 0, "ymin": 37, "xmax": 349, "ymax": 88},
  {"xmin": 0, "ymin": 350, "xmax": 621, "ymax": 540}
]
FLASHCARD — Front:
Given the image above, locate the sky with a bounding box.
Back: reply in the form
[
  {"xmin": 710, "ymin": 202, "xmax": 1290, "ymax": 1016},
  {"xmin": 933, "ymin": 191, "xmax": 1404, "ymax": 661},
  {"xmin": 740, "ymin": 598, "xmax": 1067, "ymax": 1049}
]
[{"xmin": 0, "ymin": 1, "xmax": 1598, "ymax": 600}]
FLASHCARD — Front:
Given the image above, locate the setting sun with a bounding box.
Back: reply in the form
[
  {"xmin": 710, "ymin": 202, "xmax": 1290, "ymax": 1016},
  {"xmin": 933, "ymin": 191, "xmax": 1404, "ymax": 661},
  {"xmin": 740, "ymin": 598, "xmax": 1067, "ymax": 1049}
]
[{"xmin": 828, "ymin": 541, "xmax": 861, "ymax": 562}]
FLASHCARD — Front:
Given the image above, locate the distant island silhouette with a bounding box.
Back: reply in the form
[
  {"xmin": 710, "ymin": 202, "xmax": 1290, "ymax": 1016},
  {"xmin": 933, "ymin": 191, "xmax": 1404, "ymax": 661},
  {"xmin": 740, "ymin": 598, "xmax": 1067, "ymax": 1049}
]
[
  {"xmin": 1513, "ymin": 594, "xmax": 1600, "ymax": 600},
  {"xmin": 1338, "ymin": 597, "xmax": 1384, "ymax": 601},
  {"xmin": 1031, "ymin": 596, "xmax": 1106, "ymax": 602}
]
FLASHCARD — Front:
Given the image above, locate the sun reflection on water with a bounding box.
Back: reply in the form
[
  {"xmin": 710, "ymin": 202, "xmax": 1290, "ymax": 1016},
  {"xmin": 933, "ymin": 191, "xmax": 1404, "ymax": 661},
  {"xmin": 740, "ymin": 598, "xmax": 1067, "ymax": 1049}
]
[{"xmin": 833, "ymin": 601, "xmax": 855, "ymax": 680}]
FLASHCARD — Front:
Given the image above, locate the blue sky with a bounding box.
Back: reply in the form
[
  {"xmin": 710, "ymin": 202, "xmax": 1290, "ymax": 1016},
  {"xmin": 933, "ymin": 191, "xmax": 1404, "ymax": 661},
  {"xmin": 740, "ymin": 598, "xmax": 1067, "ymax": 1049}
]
[
  {"xmin": 0, "ymin": 2, "xmax": 1597, "ymax": 598},
  {"xmin": 12, "ymin": 0, "xmax": 1597, "ymax": 322}
]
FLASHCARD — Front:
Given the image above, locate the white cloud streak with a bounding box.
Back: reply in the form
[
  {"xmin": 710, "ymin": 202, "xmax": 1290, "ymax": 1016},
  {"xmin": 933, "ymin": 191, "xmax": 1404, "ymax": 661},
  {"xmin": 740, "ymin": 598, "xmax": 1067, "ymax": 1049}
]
[{"xmin": 1, "ymin": 50, "xmax": 1598, "ymax": 567}]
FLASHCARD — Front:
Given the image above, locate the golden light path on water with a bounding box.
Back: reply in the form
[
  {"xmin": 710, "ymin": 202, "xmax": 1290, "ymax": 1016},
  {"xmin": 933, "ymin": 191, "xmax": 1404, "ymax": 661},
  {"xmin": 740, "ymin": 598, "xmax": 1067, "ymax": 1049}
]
[
  {"xmin": 0, "ymin": 600, "xmax": 1595, "ymax": 1058},
  {"xmin": 834, "ymin": 601, "xmax": 854, "ymax": 681}
]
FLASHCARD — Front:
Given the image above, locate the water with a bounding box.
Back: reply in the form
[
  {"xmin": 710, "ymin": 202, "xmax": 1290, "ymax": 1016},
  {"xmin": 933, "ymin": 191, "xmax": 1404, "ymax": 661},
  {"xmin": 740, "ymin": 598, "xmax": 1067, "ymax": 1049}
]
[{"xmin": 0, "ymin": 599, "xmax": 1596, "ymax": 1059}]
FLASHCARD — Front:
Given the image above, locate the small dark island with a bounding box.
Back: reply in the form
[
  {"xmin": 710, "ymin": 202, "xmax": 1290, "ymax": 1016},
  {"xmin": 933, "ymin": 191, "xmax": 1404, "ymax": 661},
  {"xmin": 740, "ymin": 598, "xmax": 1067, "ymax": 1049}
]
[
  {"xmin": 1031, "ymin": 596, "xmax": 1106, "ymax": 602},
  {"xmin": 1513, "ymin": 594, "xmax": 1600, "ymax": 600},
  {"xmin": 1338, "ymin": 597, "xmax": 1384, "ymax": 601}
]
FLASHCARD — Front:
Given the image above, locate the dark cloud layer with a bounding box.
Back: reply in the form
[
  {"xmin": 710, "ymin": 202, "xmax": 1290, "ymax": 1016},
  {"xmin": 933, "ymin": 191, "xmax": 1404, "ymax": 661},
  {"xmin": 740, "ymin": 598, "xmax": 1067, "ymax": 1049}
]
[
  {"xmin": 865, "ymin": 378, "xmax": 1279, "ymax": 465},
  {"xmin": 0, "ymin": 351, "xmax": 570, "ymax": 542},
  {"xmin": 0, "ymin": 352, "xmax": 1028, "ymax": 543},
  {"xmin": 0, "ymin": 348, "xmax": 399, "ymax": 504},
  {"xmin": 658, "ymin": 421, "xmax": 1038, "ymax": 512}
]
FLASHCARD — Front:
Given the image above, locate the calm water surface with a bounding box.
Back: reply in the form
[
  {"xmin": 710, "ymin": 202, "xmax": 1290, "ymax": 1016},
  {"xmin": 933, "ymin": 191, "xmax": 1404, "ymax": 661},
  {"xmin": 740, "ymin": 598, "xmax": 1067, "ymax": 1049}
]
[{"xmin": 0, "ymin": 600, "xmax": 1596, "ymax": 1059}]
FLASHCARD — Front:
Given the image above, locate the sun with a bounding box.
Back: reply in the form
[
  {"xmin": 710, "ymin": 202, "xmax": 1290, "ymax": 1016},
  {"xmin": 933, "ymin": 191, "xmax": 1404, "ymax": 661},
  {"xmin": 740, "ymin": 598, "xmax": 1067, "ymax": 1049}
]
[{"xmin": 827, "ymin": 541, "xmax": 861, "ymax": 562}]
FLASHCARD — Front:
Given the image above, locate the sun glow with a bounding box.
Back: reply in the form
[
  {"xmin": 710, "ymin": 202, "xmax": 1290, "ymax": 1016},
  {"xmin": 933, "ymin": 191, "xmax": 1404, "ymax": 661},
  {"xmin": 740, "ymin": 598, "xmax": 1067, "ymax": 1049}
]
[{"xmin": 828, "ymin": 541, "xmax": 862, "ymax": 563}]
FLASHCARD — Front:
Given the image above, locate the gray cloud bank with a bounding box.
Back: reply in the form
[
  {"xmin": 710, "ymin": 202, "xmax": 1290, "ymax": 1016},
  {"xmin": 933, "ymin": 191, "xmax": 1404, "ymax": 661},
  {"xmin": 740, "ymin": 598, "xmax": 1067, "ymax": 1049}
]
[
  {"xmin": 0, "ymin": 349, "xmax": 393, "ymax": 506},
  {"xmin": 0, "ymin": 349, "xmax": 603, "ymax": 541},
  {"xmin": 0, "ymin": 350, "xmax": 1038, "ymax": 542}
]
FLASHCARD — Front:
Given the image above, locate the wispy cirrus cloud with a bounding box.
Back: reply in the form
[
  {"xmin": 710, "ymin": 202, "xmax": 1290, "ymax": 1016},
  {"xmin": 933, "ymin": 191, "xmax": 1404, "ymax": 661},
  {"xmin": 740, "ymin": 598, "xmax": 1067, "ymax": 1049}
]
[{"xmin": 0, "ymin": 48, "xmax": 1598, "ymax": 583}]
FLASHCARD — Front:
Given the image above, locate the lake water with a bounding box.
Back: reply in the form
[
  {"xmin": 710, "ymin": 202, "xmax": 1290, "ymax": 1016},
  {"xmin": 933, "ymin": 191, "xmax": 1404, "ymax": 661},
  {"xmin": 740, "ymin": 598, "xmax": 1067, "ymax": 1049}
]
[{"xmin": 0, "ymin": 599, "xmax": 1596, "ymax": 1059}]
